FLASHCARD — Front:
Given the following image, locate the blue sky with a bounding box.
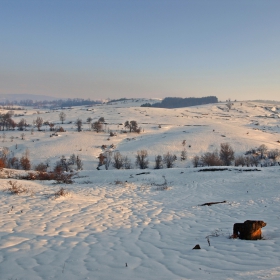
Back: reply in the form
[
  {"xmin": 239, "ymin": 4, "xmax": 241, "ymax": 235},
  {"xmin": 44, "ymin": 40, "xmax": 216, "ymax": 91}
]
[{"xmin": 1, "ymin": 0, "xmax": 279, "ymax": 101}]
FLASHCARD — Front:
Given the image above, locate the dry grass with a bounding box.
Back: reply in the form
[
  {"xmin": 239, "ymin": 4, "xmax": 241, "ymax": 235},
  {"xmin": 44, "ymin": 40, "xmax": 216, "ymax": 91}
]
[
  {"xmin": 21, "ymin": 171, "xmax": 75, "ymax": 184},
  {"xmin": 6, "ymin": 180, "xmax": 28, "ymax": 195},
  {"xmin": 115, "ymin": 180, "xmax": 124, "ymax": 185},
  {"xmin": 54, "ymin": 187, "xmax": 69, "ymax": 198}
]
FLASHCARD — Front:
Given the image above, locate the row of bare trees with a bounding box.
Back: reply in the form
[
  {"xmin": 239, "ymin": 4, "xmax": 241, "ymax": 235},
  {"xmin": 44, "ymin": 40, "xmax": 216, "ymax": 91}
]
[
  {"xmin": 97, "ymin": 150, "xmax": 183, "ymax": 170},
  {"xmin": 2, "ymin": 112, "xmax": 142, "ymax": 136},
  {"xmin": 98, "ymin": 150, "xmax": 149, "ymax": 170},
  {"xmin": 1, "ymin": 111, "xmax": 66, "ymax": 131},
  {"xmin": 74, "ymin": 117, "xmax": 105, "ymax": 132},
  {"xmin": 192, "ymin": 143, "xmax": 280, "ymax": 167}
]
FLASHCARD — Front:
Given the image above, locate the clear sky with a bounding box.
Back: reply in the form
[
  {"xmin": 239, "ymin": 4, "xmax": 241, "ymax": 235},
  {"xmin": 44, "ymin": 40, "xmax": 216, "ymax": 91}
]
[{"xmin": 1, "ymin": 0, "xmax": 279, "ymax": 101}]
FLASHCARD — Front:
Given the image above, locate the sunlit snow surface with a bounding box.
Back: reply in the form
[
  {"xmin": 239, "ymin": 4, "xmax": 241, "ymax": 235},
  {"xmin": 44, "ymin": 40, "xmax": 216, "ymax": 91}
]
[{"xmin": 0, "ymin": 100, "xmax": 280, "ymax": 279}]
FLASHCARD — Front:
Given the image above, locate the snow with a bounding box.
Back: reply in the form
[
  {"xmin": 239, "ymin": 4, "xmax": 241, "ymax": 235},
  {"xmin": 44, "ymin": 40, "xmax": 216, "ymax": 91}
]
[{"xmin": 1, "ymin": 100, "xmax": 280, "ymax": 279}]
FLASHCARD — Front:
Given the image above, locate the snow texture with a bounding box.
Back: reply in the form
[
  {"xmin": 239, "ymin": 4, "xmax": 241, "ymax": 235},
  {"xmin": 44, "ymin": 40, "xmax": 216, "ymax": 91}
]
[{"xmin": 1, "ymin": 100, "xmax": 280, "ymax": 279}]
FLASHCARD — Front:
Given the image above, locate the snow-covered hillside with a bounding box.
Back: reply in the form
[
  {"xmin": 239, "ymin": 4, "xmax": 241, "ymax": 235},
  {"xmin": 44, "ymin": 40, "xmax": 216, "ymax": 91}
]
[
  {"xmin": 0, "ymin": 100, "xmax": 280, "ymax": 279},
  {"xmin": 1, "ymin": 100, "xmax": 280, "ymax": 169}
]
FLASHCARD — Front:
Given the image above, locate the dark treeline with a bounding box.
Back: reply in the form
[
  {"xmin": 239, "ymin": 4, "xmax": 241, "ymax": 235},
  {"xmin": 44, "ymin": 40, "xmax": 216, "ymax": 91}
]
[
  {"xmin": 142, "ymin": 96, "xmax": 218, "ymax": 108},
  {"xmin": 58, "ymin": 98, "xmax": 101, "ymax": 107},
  {"xmin": 0, "ymin": 98, "xmax": 101, "ymax": 108}
]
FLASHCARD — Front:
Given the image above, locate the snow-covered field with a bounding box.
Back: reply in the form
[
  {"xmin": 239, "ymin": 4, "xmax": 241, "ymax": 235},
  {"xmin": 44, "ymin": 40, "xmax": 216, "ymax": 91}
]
[{"xmin": 1, "ymin": 99, "xmax": 280, "ymax": 279}]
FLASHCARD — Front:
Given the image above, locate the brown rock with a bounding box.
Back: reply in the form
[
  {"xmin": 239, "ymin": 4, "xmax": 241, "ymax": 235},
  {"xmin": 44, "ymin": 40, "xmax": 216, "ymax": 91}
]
[
  {"xmin": 192, "ymin": 244, "xmax": 201, "ymax": 249},
  {"xmin": 233, "ymin": 220, "xmax": 266, "ymax": 240}
]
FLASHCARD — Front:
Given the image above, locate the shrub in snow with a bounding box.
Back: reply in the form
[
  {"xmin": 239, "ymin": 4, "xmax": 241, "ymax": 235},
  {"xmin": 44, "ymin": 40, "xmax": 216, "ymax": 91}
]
[
  {"xmin": 6, "ymin": 180, "xmax": 28, "ymax": 195},
  {"xmin": 34, "ymin": 162, "xmax": 48, "ymax": 172},
  {"xmin": 181, "ymin": 149, "xmax": 187, "ymax": 161},
  {"xmin": 124, "ymin": 120, "xmax": 139, "ymax": 133},
  {"xmin": 154, "ymin": 155, "xmax": 163, "ymax": 169},
  {"xmin": 258, "ymin": 144, "xmax": 268, "ymax": 159},
  {"xmin": 20, "ymin": 156, "xmax": 31, "ymax": 170},
  {"xmin": 235, "ymin": 155, "xmax": 246, "ymax": 167},
  {"xmin": 123, "ymin": 156, "xmax": 132, "ymax": 169},
  {"xmin": 219, "ymin": 143, "xmax": 235, "ymax": 166},
  {"xmin": 201, "ymin": 150, "xmax": 222, "ymax": 166},
  {"xmin": 54, "ymin": 187, "xmax": 69, "ymax": 198},
  {"xmin": 75, "ymin": 118, "xmax": 83, "ymax": 132},
  {"xmin": 104, "ymin": 151, "xmax": 112, "ymax": 170},
  {"xmin": 192, "ymin": 155, "xmax": 200, "ymax": 168},
  {"xmin": 113, "ymin": 152, "xmax": 124, "ymax": 169},
  {"xmin": 59, "ymin": 112, "xmax": 66, "ymax": 124},
  {"xmin": 92, "ymin": 121, "xmax": 103, "ymax": 132},
  {"xmin": 163, "ymin": 152, "xmax": 177, "ymax": 168},
  {"xmin": 34, "ymin": 116, "xmax": 43, "ymax": 131},
  {"xmin": 135, "ymin": 150, "xmax": 149, "ymax": 169}
]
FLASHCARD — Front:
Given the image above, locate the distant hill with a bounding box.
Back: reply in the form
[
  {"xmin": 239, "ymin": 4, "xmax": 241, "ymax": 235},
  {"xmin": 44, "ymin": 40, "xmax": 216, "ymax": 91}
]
[
  {"xmin": 142, "ymin": 96, "xmax": 218, "ymax": 108},
  {"xmin": 0, "ymin": 94, "xmax": 59, "ymax": 103}
]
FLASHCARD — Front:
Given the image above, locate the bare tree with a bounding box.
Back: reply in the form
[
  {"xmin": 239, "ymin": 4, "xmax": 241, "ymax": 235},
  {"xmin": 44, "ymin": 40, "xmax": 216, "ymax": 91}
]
[
  {"xmin": 244, "ymin": 156, "xmax": 251, "ymax": 167},
  {"xmin": 113, "ymin": 151, "xmax": 124, "ymax": 169},
  {"xmin": 98, "ymin": 117, "xmax": 105, "ymax": 123},
  {"xmin": 75, "ymin": 118, "xmax": 83, "ymax": 132},
  {"xmin": 125, "ymin": 120, "xmax": 139, "ymax": 133},
  {"xmin": 92, "ymin": 121, "xmax": 103, "ymax": 133},
  {"xmin": 192, "ymin": 155, "xmax": 200, "ymax": 167},
  {"xmin": 18, "ymin": 118, "xmax": 27, "ymax": 131},
  {"xmin": 123, "ymin": 156, "xmax": 132, "ymax": 169},
  {"xmin": 0, "ymin": 112, "xmax": 13, "ymax": 130},
  {"xmin": 258, "ymin": 144, "xmax": 268, "ymax": 159},
  {"xmin": 68, "ymin": 154, "xmax": 76, "ymax": 167},
  {"xmin": 201, "ymin": 150, "xmax": 222, "ymax": 166},
  {"xmin": 0, "ymin": 147, "xmax": 10, "ymax": 165},
  {"xmin": 59, "ymin": 112, "xmax": 66, "ymax": 124},
  {"xmin": 76, "ymin": 155, "xmax": 83, "ymax": 170},
  {"xmin": 34, "ymin": 162, "xmax": 48, "ymax": 172},
  {"xmin": 154, "ymin": 155, "xmax": 163, "ymax": 169},
  {"xmin": 181, "ymin": 148, "xmax": 187, "ymax": 161},
  {"xmin": 135, "ymin": 150, "xmax": 149, "ymax": 169},
  {"xmin": 20, "ymin": 149, "xmax": 31, "ymax": 170},
  {"xmin": 9, "ymin": 119, "xmax": 17, "ymax": 130},
  {"xmin": 219, "ymin": 143, "xmax": 235, "ymax": 166},
  {"xmin": 8, "ymin": 156, "xmax": 20, "ymax": 169},
  {"xmin": 235, "ymin": 155, "xmax": 246, "ymax": 167},
  {"xmin": 59, "ymin": 155, "xmax": 69, "ymax": 171},
  {"xmin": 56, "ymin": 154, "xmax": 80, "ymax": 172},
  {"xmin": 44, "ymin": 121, "xmax": 49, "ymax": 128},
  {"xmin": 49, "ymin": 122, "xmax": 55, "ymax": 131},
  {"xmin": 268, "ymin": 149, "xmax": 280, "ymax": 165},
  {"xmin": 250, "ymin": 155, "xmax": 260, "ymax": 167},
  {"xmin": 87, "ymin": 117, "xmax": 93, "ymax": 123},
  {"xmin": 87, "ymin": 117, "xmax": 93, "ymax": 129},
  {"xmin": 34, "ymin": 117, "xmax": 43, "ymax": 131},
  {"xmin": 163, "ymin": 152, "xmax": 177, "ymax": 168}
]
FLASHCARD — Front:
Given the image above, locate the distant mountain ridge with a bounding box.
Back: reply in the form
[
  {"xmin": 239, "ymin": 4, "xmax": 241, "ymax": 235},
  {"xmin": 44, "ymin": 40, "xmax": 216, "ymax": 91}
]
[
  {"xmin": 142, "ymin": 96, "xmax": 218, "ymax": 108},
  {"xmin": 0, "ymin": 94, "xmax": 59, "ymax": 102}
]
